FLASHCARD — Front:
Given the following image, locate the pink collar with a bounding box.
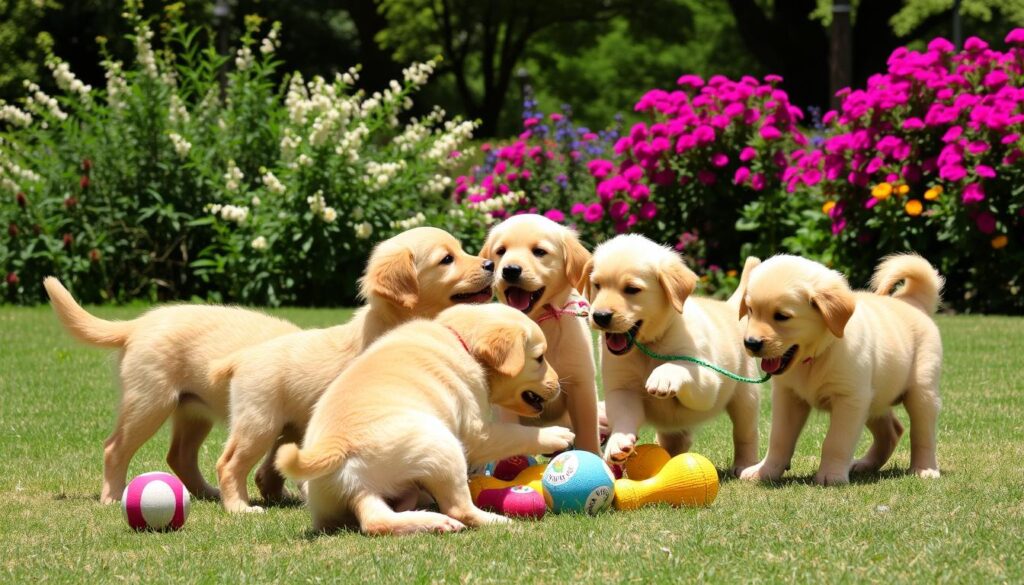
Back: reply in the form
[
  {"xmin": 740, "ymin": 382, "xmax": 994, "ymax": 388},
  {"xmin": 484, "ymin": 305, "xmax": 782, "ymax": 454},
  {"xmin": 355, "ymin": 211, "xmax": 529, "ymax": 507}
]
[
  {"xmin": 536, "ymin": 298, "xmax": 591, "ymax": 324},
  {"xmin": 445, "ymin": 326, "xmax": 472, "ymax": 354}
]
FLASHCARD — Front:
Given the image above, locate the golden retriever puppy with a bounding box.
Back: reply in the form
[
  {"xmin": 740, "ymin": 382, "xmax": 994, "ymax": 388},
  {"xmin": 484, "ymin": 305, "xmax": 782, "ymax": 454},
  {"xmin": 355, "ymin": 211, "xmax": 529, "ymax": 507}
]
[
  {"xmin": 738, "ymin": 254, "xmax": 943, "ymax": 485},
  {"xmin": 480, "ymin": 214, "xmax": 600, "ymax": 454},
  {"xmin": 583, "ymin": 234, "xmax": 761, "ymax": 474},
  {"xmin": 275, "ymin": 303, "xmax": 573, "ymax": 535},
  {"xmin": 209, "ymin": 227, "xmax": 494, "ymax": 512},
  {"xmin": 43, "ymin": 278, "xmax": 300, "ymax": 504}
]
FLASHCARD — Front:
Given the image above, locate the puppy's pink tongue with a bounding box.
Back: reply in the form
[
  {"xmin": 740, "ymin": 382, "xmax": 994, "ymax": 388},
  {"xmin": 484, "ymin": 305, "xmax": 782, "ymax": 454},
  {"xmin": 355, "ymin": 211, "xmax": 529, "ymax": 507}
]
[
  {"xmin": 606, "ymin": 333, "xmax": 628, "ymax": 353},
  {"xmin": 506, "ymin": 288, "xmax": 532, "ymax": 311},
  {"xmin": 761, "ymin": 357, "xmax": 781, "ymax": 374}
]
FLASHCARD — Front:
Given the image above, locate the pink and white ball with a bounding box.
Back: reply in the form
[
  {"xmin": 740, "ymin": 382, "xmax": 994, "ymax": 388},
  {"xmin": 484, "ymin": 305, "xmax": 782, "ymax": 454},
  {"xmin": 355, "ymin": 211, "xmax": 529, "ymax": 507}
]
[{"xmin": 121, "ymin": 472, "xmax": 190, "ymax": 531}]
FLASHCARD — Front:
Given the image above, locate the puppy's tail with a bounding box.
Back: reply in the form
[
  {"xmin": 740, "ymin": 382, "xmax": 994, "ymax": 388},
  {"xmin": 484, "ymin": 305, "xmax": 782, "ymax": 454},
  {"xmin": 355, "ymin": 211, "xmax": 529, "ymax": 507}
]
[
  {"xmin": 275, "ymin": 440, "xmax": 351, "ymax": 482},
  {"xmin": 207, "ymin": 354, "xmax": 238, "ymax": 389},
  {"xmin": 43, "ymin": 277, "xmax": 132, "ymax": 348},
  {"xmin": 727, "ymin": 256, "xmax": 761, "ymax": 309},
  {"xmin": 870, "ymin": 254, "xmax": 944, "ymax": 315}
]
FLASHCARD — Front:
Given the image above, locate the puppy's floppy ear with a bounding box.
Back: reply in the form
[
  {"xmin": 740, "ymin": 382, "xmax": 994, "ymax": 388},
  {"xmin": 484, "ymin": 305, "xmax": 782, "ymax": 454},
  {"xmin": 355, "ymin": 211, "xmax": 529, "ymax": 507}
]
[
  {"xmin": 474, "ymin": 326, "xmax": 527, "ymax": 377},
  {"xmin": 659, "ymin": 256, "xmax": 698, "ymax": 313},
  {"xmin": 360, "ymin": 246, "xmax": 419, "ymax": 309},
  {"xmin": 577, "ymin": 258, "xmax": 595, "ymax": 300},
  {"xmin": 811, "ymin": 281, "xmax": 856, "ymax": 338},
  {"xmin": 561, "ymin": 229, "xmax": 592, "ymax": 292},
  {"xmin": 478, "ymin": 228, "xmax": 497, "ymax": 259},
  {"xmin": 738, "ymin": 294, "xmax": 750, "ymax": 321},
  {"xmin": 734, "ymin": 256, "xmax": 761, "ymax": 320}
]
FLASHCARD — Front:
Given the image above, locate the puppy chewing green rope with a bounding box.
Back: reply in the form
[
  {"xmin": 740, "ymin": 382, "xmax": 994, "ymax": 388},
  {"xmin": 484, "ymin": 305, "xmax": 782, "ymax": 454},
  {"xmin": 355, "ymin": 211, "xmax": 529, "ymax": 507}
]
[{"xmin": 625, "ymin": 331, "xmax": 772, "ymax": 384}]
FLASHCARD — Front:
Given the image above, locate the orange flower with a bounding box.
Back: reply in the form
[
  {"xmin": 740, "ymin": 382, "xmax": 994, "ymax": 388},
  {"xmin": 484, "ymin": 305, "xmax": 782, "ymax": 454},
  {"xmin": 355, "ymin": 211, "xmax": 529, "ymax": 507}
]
[
  {"xmin": 822, "ymin": 200, "xmax": 836, "ymax": 214},
  {"xmin": 905, "ymin": 199, "xmax": 923, "ymax": 216},
  {"xmin": 896, "ymin": 184, "xmax": 910, "ymax": 196},
  {"xmin": 991, "ymin": 235, "xmax": 1008, "ymax": 249},
  {"xmin": 924, "ymin": 186, "xmax": 942, "ymax": 200},
  {"xmin": 871, "ymin": 182, "xmax": 893, "ymax": 199},
  {"xmin": 726, "ymin": 269, "xmax": 738, "ymax": 278}
]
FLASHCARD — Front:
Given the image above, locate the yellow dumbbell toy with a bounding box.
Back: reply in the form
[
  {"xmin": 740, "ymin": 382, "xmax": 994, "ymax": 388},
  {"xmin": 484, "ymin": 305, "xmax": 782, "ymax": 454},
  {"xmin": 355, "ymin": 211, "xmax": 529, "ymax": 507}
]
[
  {"xmin": 469, "ymin": 463, "xmax": 546, "ymax": 500},
  {"xmin": 623, "ymin": 444, "xmax": 672, "ymax": 480},
  {"xmin": 613, "ymin": 453, "xmax": 719, "ymax": 511}
]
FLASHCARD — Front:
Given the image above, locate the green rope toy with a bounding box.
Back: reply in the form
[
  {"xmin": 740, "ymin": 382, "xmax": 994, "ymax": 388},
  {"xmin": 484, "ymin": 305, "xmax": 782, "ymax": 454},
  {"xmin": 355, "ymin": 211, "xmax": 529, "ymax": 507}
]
[{"xmin": 625, "ymin": 331, "xmax": 771, "ymax": 384}]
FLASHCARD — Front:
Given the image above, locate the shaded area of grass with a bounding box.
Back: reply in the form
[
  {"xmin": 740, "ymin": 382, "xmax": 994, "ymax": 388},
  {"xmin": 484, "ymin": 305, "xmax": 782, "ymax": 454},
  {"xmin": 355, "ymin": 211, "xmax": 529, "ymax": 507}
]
[{"xmin": 1, "ymin": 307, "xmax": 1022, "ymax": 582}]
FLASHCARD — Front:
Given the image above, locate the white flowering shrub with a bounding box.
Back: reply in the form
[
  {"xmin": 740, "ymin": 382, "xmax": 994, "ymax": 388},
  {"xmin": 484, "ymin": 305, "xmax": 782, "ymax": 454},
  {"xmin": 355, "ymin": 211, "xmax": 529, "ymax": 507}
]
[{"xmin": 0, "ymin": 4, "xmax": 480, "ymax": 305}]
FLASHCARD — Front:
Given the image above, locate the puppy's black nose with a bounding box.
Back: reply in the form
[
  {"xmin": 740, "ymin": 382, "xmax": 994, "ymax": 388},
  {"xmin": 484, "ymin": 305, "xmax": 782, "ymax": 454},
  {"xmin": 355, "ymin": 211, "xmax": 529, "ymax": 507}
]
[
  {"xmin": 502, "ymin": 264, "xmax": 522, "ymax": 282},
  {"xmin": 593, "ymin": 311, "xmax": 613, "ymax": 328},
  {"xmin": 744, "ymin": 337, "xmax": 764, "ymax": 352},
  {"xmin": 482, "ymin": 259, "xmax": 495, "ymax": 272}
]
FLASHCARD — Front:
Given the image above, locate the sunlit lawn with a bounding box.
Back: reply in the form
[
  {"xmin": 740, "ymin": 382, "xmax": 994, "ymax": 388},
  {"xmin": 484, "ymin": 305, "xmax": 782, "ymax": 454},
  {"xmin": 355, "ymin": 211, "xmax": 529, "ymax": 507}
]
[{"xmin": 2, "ymin": 305, "xmax": 1022, "ymax": 582}]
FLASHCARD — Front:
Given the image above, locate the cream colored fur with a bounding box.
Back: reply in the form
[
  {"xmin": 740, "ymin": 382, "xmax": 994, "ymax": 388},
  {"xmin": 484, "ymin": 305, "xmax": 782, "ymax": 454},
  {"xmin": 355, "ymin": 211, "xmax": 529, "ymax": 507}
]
[
  {"xmin": 209, "ymin": 227, "xmax": 495, "ymax": 512},
  {"xmin": 737, "ymin": 253, "xmax": 943, "ymax": 486},
  {"xmin": 43, "ymin": 277, "xmax": 300, "ymax": 504},
  {"xmin": 480, "ymin": 214, "xmax": 600, "ymax": 454},
  {"xmin": 275, "ymin": 303, "xmax": 573, "ymax": 535},
  {"xmin": 582, "ymin": 235, "xmax": 761, "ymax": 474}
]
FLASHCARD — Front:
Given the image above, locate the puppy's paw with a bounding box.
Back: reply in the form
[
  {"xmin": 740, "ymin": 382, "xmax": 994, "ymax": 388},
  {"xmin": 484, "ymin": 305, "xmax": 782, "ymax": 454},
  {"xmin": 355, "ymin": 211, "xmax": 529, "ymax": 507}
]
[
  {"xmin": 645, "ymin": 364, "xmax": 688, "ymax": 399},
  {"xmin": 850, "ymin": 457, "xmax": 882, "ymax": 475},
  {"xmin": 911, "ymin": 467, "xmax": 940, "ymax": 479},
  {"xmin": 814, "ymin": 468, "xmax": 850, "ymax": 486},
  {"xmin": 604, "ymin": 433, "xmax": 637, "ymax": 465},
  {"xmin": 224, "ymin": 501, "xmax": 266, "ymax": 514},
  {"xmin": 730, "ymin": 460, "xmax": 759, "ymax": 478},
  {"xmin": 738, "ymin": 460, "xmax": 784, "ymax": 482},
  {"xmin": 538, "ymin": 426, "xmax": 575, "ymax": 453}
]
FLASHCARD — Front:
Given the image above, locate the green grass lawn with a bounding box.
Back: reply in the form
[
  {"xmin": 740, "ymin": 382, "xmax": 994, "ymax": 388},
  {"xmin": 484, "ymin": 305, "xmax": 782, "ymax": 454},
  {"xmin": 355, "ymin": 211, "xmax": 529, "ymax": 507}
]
[{"xmin": 2, "ymin": 306, "xmax": 1023, "ymax": 583}]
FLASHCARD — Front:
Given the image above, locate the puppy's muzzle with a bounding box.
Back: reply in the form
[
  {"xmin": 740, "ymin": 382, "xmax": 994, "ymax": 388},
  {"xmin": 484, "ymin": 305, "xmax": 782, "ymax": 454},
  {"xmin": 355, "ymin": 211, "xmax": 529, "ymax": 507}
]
[
  {"xmin": 592, "ymin": 310, "xmax": 613, "ymax": 329},
  {"xmin": 743, "ymin": 337, "xmax": 764, "ymax": 354},
  {"xmin": 502, "ymin": 264, "xmax": 522, "ymax": 283}
]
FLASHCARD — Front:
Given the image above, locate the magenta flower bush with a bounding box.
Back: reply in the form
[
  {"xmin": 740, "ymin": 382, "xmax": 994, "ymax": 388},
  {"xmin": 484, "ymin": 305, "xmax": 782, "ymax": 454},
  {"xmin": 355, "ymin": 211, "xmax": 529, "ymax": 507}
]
[
  {"xmin": 579, "ymin": 73, "xmax": 809, "ymax": 267},
  {"xmin": 453, "ymin": 87, "xmax": 619, "ymax": 244},
  {"xmin": 788, "ymin": 32, "xmax": 1024, "ymax": 311}
]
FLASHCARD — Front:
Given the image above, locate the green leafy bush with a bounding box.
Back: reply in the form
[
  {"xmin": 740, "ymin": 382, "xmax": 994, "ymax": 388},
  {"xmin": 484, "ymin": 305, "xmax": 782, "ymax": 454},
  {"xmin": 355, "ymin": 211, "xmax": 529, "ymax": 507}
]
[{"xmin": 1, "ymin": 4, "xmax": 478, "ymax": 305}]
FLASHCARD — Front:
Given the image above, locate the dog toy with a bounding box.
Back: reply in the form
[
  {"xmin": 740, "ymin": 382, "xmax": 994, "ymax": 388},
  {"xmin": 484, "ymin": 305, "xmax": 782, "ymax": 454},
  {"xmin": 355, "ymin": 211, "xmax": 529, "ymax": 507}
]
[
  {"xmin": 122, "ymin": 472, "xmax": 190, "ymax": 531},
  {"xmin": 490, "ymin": 455, "xmax": 537, "ymax": 481},
  {"xmin": 613, "ymin": 453, "xmax": 719, "ymax": 511},
  {"xmin": 476, "ymin": 485, "xmax": 546, "ymax": 519},
  {"xmin": 469, "ymin": 464, "xmax": 546, "ymax": 501},
  {"xmin": 623, "ymin": 444, "xmax": 672, "ymax": 480},
  {"xmin": 542, "ymin": 450, "xmax": 615, "ymax": 514}
]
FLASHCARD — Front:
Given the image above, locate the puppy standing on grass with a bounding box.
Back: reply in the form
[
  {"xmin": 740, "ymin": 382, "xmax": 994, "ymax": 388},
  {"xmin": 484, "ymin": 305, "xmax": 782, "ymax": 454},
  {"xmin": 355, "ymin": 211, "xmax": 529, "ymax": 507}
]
[
  {"xmin": 209, "ymin": 227, "xmax": 495, "ymax": 513},
  {"xmin": 275, "ymin": 303, "xmax": 574, "ymax": 535},
  {"xmin": 738, "ymin": 254, "xmax": 943, "ymax": 486},
  {"xmin": 584, "ymin": 234, "xmax": 761, "ymax": 474},
  {"xmin": 480, "ymin": 214, "xmax": 600, "ymax": 455},
  {"xmin": 43, "ymin": 278, "xmax": 300, "ymax": 504}
]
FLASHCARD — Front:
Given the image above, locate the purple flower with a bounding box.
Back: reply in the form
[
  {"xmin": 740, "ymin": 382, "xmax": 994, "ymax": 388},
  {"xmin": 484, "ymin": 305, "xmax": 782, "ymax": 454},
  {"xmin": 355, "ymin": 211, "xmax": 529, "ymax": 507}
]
[
  {"xmin": 639, "ymin": 201, "xmax": 657, "ymax": 220},
  {"xmin": 583, "ymin": 203, "xmax": 605, "ymax": 223},
  {"xmin": 760, "ymin": 125, "xmax": 782, "ymax": 140},
  {"xmin": 1006, "ymin": 28, "xmax": 1024, "ymax": 45},
  {"xmin": 962, "ymin": 183, "xmax": 985, "ymax": 203},
  {"xmin": 739, "ymin": 147, "xmax": 757, "ymax": 162},
  {"xmin": 711, "ymin": 153, "xmax": 729, "ymax": 167},
  {"xmin": 975, "ymin": 211, "xmax": 996, "ymax": 234},
  {"xmin": 976, "ymin": 165, "xmax": 996, "ymax": 178},
  {"xmin": 733, "ymin": 167, "xmax": 751, "ymax": 185},
  {"xmin": 544, "ymin": 209, "xmax": 566, "ymax": 222}
]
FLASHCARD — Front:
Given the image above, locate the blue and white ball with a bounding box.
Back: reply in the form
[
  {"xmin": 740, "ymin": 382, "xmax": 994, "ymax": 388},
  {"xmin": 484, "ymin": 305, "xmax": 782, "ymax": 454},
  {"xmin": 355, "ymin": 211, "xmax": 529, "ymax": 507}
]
[{"xmin": 541, "ymin": 450, "xmax": 615, "ymax": 514}]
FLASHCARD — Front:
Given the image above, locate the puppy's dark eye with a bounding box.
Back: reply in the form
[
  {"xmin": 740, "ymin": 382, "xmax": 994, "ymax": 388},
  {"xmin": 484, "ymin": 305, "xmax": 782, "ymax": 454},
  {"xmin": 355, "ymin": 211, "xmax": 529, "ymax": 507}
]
[
  {"xmin": 495, "ymin": 246, "xmax": 506, "ymax": 256},
  {"xmin": 532, "ymin": 247, "xmax": 547, "ymax": 257},
  {"xmin": 593, "ymin": 283, "xmax": 602, "ymax": 291},
  {"xmin": 536, "ymin": 355, "xmax": 544, "ymax": 364},
  {"xmin": 773, "ymin": 312, "xmax": 791, "ymax": 322},
  {"xmin": 624, "ymin": 286, "xmax": 641, "ymax": 295},
  {"xmin": 440, "ymin": 254, "xmax": 455, "ymax": 265}
]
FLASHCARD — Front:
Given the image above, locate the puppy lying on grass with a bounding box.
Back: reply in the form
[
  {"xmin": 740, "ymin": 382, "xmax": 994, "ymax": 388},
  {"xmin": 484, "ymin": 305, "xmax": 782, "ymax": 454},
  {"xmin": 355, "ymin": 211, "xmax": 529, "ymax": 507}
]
[
  {"xmin": 209, "ymin": 227, "xmax": 494, "ymax": 513},
  {"xmin": 738, "ymin": 253, "xmax": 943, "ymax": 485},
  {"xmin": 276, "ymin": 303, "xmax": 574, "ymax": 535},
  {"xmin": 43, "ymin": 278, "xmax": 300, "ymax": 504},
  {"xmin": 584, "ymin": 235, "xmax": 761, "ymax": 476}
]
